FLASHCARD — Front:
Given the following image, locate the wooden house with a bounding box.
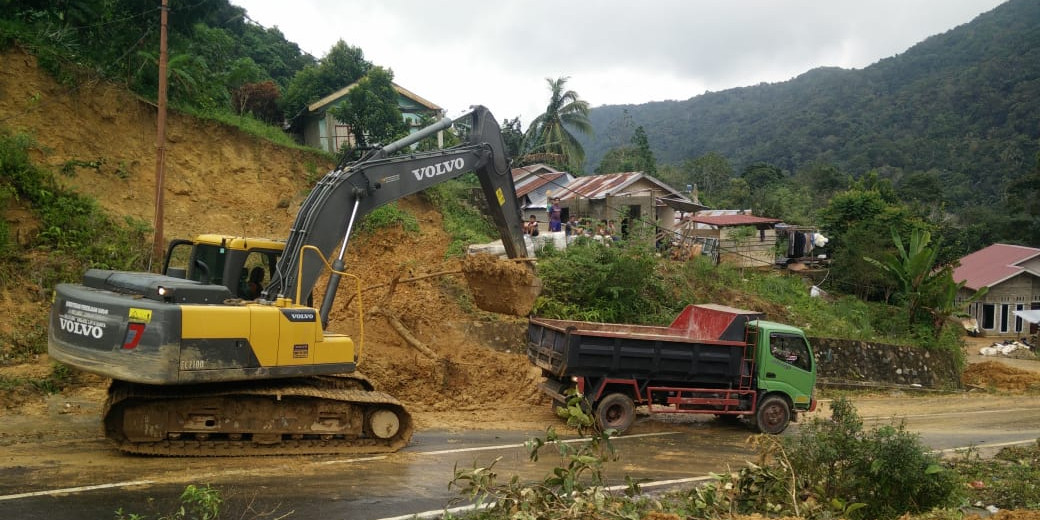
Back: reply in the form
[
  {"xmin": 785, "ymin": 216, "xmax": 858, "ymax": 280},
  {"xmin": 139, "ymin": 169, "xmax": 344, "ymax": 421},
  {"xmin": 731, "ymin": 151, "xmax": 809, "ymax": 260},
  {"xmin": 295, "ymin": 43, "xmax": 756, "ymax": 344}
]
[
  {"xmin": 953, "ymin": 243, "xmax": 1040, "ymax": 337},
  {"xmin": 553, "ymin": 172, "xmax": 698, "ymax": 236},
  {"xmin": 296, "ymin": 81, "xmax": 442, "ymax": 154}
]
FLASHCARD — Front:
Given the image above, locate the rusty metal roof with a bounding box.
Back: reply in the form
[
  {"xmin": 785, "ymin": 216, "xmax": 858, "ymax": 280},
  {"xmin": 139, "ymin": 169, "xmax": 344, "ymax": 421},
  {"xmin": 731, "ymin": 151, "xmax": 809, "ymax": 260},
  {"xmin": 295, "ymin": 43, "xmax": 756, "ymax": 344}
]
[
  {"xmin": 560, "ymin": 172, "xmax": 643, "ymax": 200},
  {"xmin": 953, "ymin": 243, "xmax": 1040, "ymax": 290},
  {"xmin": 554, "ymin": 172, "xmax": 688, "ymax": 202},
  {"xmin": 511, "ymin": 163, "xmax": 561, "ymax": 181},
  {"xmin": 515, "ymin": 172, "xmax": 568, "ymax": 198},
  {"xmin": 687, "ymin": 214, "xmax": 781, "ymax": 227}
]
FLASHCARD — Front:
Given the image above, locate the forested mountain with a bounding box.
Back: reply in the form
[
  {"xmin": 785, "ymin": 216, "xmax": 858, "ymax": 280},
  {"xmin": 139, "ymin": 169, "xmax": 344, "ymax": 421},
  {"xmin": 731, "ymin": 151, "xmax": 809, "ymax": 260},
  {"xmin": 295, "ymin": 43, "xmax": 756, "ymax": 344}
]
[{"xmin": 581, "ymin": 0, "xmax": 1039, "ymax": 212}]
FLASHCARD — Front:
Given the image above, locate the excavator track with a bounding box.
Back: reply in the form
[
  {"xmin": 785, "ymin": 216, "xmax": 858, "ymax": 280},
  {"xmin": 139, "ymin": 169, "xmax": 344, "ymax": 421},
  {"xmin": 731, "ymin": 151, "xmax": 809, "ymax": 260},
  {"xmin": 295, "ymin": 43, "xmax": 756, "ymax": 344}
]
[{"xmin": 103, "ymin": 375, "xmax": 413, "ymax": 456}]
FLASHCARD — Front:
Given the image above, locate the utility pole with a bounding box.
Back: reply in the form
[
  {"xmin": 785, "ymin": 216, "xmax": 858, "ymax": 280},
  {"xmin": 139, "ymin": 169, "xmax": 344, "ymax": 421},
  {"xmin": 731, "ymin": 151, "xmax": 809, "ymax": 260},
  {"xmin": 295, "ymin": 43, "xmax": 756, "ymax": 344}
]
[{"xmin": 152, "ymin": 0, "xmax": 169, "ymax": 269}]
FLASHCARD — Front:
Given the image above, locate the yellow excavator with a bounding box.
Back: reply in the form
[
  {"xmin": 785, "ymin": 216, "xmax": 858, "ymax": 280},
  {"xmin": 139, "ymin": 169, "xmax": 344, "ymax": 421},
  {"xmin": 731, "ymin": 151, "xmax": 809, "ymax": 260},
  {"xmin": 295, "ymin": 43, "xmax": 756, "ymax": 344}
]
[{"xmin": 48, "ymin": 106, "xmax": 535, "ymax": 456}]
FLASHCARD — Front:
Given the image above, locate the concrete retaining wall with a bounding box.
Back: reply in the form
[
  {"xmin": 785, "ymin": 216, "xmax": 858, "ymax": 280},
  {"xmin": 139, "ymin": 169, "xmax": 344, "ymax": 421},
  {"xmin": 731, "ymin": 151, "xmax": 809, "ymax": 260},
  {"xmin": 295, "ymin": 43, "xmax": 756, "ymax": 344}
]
[{"xmin": 810, "ymin": 337, "xmax": 960, "ymax": 389}]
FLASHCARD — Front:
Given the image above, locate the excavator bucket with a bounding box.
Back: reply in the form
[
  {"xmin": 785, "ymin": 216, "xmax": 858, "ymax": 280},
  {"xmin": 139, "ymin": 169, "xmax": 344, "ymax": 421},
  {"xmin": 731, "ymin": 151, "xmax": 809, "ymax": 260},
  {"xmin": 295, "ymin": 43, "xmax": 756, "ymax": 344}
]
[{"xmin": 461, "ymin": 253, "xmax": 542, "ymax": 316}]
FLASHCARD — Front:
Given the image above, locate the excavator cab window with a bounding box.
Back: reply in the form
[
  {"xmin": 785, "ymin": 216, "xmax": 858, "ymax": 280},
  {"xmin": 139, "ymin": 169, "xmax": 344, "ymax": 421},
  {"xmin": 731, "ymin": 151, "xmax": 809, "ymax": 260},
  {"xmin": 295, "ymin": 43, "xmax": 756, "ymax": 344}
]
[
  {"xmin": 190, "ymin": 244, "xmax": 227, "ymax": 286},
  {"xmin": 163, "ymin": 239, "xmax": 195, "ymax": 278},
  {"xmin": 239, "ymin": 252, "xmax": 278, "ymax": 299}
]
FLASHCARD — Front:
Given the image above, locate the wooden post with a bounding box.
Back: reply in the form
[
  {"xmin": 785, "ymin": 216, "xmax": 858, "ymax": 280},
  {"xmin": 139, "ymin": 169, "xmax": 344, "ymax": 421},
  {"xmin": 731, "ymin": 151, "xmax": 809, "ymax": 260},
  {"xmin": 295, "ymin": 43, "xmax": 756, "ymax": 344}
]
[{"xmin": 152, "ymin": 0, "xmax": 169, "ymax": 269}]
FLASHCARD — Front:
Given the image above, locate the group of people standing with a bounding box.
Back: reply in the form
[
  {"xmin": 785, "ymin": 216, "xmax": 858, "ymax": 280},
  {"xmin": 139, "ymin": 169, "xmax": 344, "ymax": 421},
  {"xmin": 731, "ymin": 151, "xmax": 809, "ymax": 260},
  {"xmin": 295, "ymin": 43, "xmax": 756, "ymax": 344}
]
[
  {"xmin": 522, "ymin": 196, "xmax": 619, "ymax": 243},
  {"xmin": 523, "ymin": 197, "xmax": 563, "ymax": 237}
]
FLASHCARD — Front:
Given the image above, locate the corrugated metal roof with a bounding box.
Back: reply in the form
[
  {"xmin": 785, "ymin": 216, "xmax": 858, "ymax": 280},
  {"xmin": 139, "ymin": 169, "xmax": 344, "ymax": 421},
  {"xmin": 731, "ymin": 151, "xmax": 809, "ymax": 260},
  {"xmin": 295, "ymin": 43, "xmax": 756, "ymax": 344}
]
[
  {"xmin": 511, "ymin": 163, "xmax": 560, "ymax": 181},
  {"xmin": 556, "ymin": 172, "xmax": 690, "ymax": 202},
  {"xmin": 953, "ymin": 243, "xmax": 1040, "ymax": 290},
  {"xmin": 515, "ymin": 172, "xmax": 568, "ymax": 198},
  {"xmin": 688, "ymin": 214, "xmax": 781, "ymax": 227}
]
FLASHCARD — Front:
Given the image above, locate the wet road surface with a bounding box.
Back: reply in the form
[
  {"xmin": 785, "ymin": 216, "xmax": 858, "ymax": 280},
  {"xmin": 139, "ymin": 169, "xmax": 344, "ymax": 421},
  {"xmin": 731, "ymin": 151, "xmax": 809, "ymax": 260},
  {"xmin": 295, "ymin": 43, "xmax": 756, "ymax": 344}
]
[{"xmin": 1, "ymin": 398, "xmax": 1038, "ymax": 520}]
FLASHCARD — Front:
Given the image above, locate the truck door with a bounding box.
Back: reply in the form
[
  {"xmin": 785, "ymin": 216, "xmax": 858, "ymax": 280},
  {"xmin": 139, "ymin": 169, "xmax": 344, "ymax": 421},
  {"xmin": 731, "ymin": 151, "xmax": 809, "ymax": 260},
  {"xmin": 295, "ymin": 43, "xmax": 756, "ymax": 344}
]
[{"xmin": 759, "ymin": 332, "xmax": 815, "ymax": 410}]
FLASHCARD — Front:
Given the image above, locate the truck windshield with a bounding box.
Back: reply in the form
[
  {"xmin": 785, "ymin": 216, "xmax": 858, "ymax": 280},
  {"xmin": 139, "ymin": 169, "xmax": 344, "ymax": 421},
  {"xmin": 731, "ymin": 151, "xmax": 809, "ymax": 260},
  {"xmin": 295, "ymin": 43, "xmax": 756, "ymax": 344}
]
[{"xmin": 768, "ymin": 333, "xmax": 812, "ymax": 371}]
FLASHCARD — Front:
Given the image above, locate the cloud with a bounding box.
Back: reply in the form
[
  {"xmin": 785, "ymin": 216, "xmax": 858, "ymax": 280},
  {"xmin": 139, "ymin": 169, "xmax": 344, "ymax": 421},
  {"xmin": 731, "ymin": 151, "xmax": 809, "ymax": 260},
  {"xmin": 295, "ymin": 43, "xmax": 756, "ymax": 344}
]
[{"xmin": 234, "ymin": 0, "xmax": 1006, "ymax": 127}]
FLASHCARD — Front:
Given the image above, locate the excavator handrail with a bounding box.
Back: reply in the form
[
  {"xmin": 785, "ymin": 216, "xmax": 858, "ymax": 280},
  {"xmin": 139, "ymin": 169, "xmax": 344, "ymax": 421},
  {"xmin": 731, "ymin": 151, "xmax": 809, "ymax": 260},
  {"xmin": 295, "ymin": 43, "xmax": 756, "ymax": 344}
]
[{"xmin": 297, "ymin": 244, "xmax": 365, "ymax": 361}]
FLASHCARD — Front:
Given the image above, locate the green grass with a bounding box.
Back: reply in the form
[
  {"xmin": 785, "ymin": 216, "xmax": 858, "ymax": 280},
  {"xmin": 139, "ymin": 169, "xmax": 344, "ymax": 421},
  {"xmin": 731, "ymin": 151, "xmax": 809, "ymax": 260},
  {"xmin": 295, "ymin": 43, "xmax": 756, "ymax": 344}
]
[
  {"xmin": 423, "ymin": 175, "xmax": 498, "ymax": 256},
  {"xmin": 358, "ymin": 202, "xmax": 420, "ymax": 234}
]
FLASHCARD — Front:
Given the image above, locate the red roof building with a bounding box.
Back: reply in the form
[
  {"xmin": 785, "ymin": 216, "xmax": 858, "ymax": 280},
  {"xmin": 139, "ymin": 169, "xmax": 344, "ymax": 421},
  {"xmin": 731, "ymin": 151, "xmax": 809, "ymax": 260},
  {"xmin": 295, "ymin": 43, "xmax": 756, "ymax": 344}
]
[{"xmin": 954, "ymin": 243, "xmax": 1040, "ymax": 336}]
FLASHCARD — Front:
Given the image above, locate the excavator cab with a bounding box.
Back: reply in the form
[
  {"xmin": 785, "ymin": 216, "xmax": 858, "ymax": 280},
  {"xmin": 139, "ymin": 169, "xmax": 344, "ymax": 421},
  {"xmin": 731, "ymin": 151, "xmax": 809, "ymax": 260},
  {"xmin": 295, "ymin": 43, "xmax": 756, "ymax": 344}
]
[{"xmin": 162, "ymin": 234, "xmax": 285, "ymax": 300}]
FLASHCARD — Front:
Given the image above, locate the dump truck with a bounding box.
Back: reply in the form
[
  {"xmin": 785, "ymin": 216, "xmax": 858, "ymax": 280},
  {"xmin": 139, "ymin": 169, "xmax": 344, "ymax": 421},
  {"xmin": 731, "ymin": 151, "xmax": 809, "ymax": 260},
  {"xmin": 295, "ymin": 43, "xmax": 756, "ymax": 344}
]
[{"xmin": 527, "ymin": 304, "xmax": 816, "ymax": 434}]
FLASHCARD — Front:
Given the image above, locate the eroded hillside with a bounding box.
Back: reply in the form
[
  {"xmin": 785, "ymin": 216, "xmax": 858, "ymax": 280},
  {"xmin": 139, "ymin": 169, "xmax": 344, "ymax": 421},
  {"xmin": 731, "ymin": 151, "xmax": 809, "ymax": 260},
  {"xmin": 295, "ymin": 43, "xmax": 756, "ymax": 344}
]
[{"xmin": 0, "ymin": 48, "xmax": 546, "ymax": 430}]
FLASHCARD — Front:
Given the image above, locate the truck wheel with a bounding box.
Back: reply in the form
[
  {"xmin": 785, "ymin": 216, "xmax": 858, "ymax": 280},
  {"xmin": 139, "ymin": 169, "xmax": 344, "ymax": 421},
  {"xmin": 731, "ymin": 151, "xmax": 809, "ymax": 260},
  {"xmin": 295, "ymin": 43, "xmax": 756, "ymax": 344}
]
[
  {"xmin": 754, "ymin": 395, "xmax": 791, "ymax": 434},
  {"xmin": 595, "ymin": 393, "xmax": 635, "ymax": 433}
]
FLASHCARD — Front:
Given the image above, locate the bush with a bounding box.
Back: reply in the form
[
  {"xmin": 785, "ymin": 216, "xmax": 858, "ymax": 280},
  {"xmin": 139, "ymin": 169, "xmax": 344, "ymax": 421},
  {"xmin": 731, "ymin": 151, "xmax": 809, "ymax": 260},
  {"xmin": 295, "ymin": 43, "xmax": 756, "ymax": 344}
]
[
  {"xmin": 0, "ymin": 131, "xmax": 151, "ymax": 275},
  {"xmin": 947, "ymin": 440, "xmax": 1040, "ymax": 511},
  {"xmin": 535, "ymin": 236, "xmax": 671, "ymax": 324},
  {"xmin": 781, "ymin": 397, "xmax": 963, "ymax": 519},
  {"xmin": 423, "ymin": 175, "xmax": 497, "ymax": 256}
]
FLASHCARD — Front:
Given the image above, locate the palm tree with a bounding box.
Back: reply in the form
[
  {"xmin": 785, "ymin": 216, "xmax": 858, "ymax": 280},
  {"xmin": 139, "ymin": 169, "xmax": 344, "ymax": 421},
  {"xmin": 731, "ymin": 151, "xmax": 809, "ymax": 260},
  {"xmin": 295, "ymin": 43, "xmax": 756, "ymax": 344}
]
[{"xmin": 523, "ymin": 76, "xmax": 593, "ymax": 171}]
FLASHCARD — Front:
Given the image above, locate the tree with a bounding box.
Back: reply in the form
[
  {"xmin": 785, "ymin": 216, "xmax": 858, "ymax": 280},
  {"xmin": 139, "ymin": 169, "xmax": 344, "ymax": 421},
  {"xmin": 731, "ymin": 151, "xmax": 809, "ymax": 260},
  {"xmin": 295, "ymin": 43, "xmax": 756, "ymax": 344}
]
[
  {"xmin": 865, "ymin": 228, "xmax": 986, "ymax": 337},
  {"xmin": 818, "ymin": 189, "xmax": 928, "ymax": 301},
  {"xmin": 631, "ymin": 126, "xmax": 656, "ymax": 174},
  {"xmin": 232, "ymin": 81, "xmax": 282, "ymax": 124},
  {"xmin": 500, "ymin": 117, "xmax": 524, "ymax": 159},
  {"xmin": 864, "ymin": 229, "xmax": 941, "ymax": 324},
  {"xmin": 793, "ymin": 161, "xmax": 849, "ymax": 198},
  {"xmin": 283, "ymin": 39, "xmax": 371, "ymax": 119},
  {"xmin": 328, "ymin": 66, "xmax": 407, "ymax": 151},
  {"xmin": 1002, "ymin": 151, "xmax": 1040, "ymax": 245},
  {"xmin": 595, "ymin": 146, "xmax": 640, "ymax": 174},
  {"xmin": 523, "ymin": 77, "xmax": 593, "ymax": 172},
  {"xmin": 682, "ymin": 152, "xmax": 734, "ymax": 204}
]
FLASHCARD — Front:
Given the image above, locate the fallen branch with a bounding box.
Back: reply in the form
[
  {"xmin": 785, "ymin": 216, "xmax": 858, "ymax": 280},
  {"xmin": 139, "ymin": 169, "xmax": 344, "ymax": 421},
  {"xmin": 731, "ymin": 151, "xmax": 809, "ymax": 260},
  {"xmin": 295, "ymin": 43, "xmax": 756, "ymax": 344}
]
[
  {"xmin": 370, "ymin": 305, "xmax": 438, "ymax": 360},
  {"xmin": 343, "ymin": 268, "xmax": 463, "ymax": 309}
]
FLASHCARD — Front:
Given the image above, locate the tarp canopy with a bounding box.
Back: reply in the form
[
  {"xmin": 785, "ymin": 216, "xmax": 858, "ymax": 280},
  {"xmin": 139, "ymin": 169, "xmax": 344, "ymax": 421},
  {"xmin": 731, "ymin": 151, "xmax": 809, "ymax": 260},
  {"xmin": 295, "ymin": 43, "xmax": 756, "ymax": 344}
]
[
  {"xmin": 1013, "ymin": 309, "xmax": 1040, "ymax": 325},
  {"xmin": 659, "ymin": 196, "xmax": 709, "ymax": 213}
]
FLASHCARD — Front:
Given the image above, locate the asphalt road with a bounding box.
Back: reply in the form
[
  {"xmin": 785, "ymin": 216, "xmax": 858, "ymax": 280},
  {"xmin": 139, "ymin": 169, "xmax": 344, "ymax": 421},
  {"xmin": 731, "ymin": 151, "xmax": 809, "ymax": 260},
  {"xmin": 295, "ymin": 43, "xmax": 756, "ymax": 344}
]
[{"xmin": 1, "ymin": 396, "xmax": 1038, "ymax": 520}]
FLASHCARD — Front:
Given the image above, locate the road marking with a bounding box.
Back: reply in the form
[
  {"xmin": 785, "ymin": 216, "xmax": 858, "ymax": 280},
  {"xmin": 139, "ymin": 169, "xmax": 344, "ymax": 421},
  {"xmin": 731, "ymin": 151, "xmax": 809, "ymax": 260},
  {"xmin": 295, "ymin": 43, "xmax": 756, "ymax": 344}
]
[
  {"xmin": 419, "ymin": 432, "xmax": 680, "ymax": 456},
  {"xmin": 0, "ymin": 436, "xmax": 678, "ymax": 501},
  {"xmin": 932, "ymin": 439, "xmax": 1038, "ymax": 455},
  {"xmin": 0, "ymin": 480, "xmax": 156, "ymax": 501},
  {"xmin": 371, "ymin": 474, "xmax": 718, "ymax": 520},
  {"xmin": 0, "ymin": 455, "xmax": 386, "ymax": 502},
  {"xmin": 864, "ymin": 408, "xmax": 1040, "ymax": 420}
]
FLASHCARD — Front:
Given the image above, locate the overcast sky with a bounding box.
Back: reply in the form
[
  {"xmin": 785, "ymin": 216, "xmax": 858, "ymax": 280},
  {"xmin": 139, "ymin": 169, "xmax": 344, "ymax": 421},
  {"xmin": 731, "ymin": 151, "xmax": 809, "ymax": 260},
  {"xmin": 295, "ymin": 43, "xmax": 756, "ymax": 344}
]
[{"xmin": 232, "ymin": 1, "xmax": 1006, "ymax": 129}]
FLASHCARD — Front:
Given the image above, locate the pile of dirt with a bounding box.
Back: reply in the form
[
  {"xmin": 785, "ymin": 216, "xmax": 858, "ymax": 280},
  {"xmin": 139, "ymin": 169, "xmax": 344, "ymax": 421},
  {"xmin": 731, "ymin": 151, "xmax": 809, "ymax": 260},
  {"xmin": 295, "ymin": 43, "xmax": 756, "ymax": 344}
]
[
  {"xmin": 0, "ymin": 48, "xmax": 546, "ymax": 430},
  {"xmin": 461, "ymin": 253, "xmax": 541, "ymax": 315},
  {"xmin": 962, "ymin": 361, "xmax": 1040, "ymax": 393}
]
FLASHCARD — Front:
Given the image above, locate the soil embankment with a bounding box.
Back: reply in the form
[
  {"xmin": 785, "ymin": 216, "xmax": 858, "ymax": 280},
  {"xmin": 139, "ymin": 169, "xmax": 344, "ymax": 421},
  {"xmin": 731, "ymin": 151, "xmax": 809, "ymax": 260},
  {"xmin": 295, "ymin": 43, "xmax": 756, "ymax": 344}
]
[{"xmin": 0, "ymin": 48, "xmax": 544, "ymax": 430}]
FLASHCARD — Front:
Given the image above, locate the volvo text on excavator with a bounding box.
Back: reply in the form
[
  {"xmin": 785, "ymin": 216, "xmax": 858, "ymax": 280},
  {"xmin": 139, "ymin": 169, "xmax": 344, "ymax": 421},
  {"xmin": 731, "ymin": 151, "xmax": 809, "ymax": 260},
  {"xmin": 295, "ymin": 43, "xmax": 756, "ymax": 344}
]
[{"xmin": 48, "ymin": 106, "xmax": 533, "ymax": 456}]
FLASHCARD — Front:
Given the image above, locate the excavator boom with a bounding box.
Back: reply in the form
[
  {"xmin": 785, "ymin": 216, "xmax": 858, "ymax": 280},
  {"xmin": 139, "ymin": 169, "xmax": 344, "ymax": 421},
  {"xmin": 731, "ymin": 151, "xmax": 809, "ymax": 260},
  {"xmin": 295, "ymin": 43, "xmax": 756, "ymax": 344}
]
[{"xmin": 264, "ymin": 106, "xmax": 528, "ymax": 325}]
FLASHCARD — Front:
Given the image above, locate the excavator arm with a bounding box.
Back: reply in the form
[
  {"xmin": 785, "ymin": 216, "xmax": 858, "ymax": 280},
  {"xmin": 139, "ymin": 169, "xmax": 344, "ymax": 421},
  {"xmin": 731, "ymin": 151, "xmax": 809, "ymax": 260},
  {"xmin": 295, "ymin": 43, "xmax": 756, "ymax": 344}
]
[{"xmin": 262, "ymin": 105, "xmax": 529, "ymax": 325}]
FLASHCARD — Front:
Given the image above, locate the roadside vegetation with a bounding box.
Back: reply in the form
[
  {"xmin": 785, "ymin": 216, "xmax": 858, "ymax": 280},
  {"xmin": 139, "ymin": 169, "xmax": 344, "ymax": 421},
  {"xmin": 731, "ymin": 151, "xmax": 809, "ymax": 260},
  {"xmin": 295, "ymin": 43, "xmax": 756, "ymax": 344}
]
[{"xmin": 443, "ymin": 396, "xmax": 1039, "ymax": 520}]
